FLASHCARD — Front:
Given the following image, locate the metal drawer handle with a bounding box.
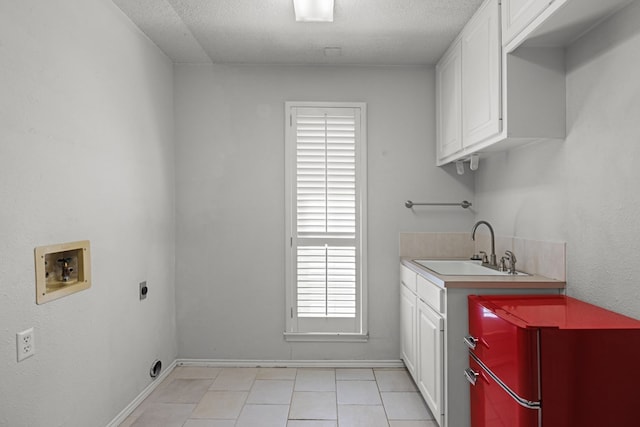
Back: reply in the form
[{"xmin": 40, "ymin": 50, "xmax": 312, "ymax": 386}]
[
  {"xmin": 463, "ymin": 335, "xmax": 478, "ymax": 350},
  {"xmin": 464, "ymin": 368, "xmax": 479, "ymax": 386}
]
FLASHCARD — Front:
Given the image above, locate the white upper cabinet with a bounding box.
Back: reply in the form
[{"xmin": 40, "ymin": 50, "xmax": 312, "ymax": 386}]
[
  {"xmin": 461, "ymin": 0, "xmax": 501, "ymax": 148},
  {"xmin": 506, "ymin": 0, "xmax": 632, "ymax": 50},
  {"xmin": 436, "ymin": 0, "xmax": 502, "ymax": 165},
  {"xmin": 436, "ymin": 41, "xmax": 462, "ymax": 160},
  {"xmin": 435, "ymin": 0, "xmax": 633, "ymax": 166},
  {"xmin": 502, "ymin": 0, "xmax": 553, "ymax": 46}
]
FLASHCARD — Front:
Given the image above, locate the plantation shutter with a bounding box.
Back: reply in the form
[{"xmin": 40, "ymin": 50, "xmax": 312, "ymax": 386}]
[{"xmin": 285, "ymin": 103, "xmax": 367, "ymax": 337}]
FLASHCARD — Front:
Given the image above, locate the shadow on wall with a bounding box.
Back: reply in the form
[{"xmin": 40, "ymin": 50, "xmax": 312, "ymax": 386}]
[{"xmin": 566, "ymin": 1, "xmax": 640, "ymax": 73}]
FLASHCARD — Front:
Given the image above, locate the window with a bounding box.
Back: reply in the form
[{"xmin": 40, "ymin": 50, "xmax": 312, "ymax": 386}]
[{"xmin": 284, "ymin": 102, "xmax": 367, "ymax": 341}]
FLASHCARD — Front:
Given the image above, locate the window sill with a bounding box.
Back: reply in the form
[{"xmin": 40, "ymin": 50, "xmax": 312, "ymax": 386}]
[{"xmin": 283, "ymin": 332, "xmax": 369, "ymax": 342}]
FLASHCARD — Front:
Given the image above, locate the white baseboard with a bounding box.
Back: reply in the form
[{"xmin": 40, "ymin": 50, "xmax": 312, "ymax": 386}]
[
  {"xmin": 106, "ymin": 358, "xmax": 406, "ymax": 426},
  {"xmin": 176, "ymin": 358, "xmax": 405, "ymax": 368},
  {"xmin": 105, "ymin": 359, "xmax": 177, "ymax": 427}
]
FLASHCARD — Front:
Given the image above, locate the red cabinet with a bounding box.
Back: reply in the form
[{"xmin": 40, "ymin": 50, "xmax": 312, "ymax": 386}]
[{"xmin": 467, "ymin": 295, "xmax": 640, "ymax": 427}]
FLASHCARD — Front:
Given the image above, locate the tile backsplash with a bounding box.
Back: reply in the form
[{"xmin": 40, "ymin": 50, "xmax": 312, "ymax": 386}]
[
  {"xmin": 512, "ymin": 237, "xmax": 566, "ymax": 282},
  {"xmin": 400, "ymin": 232, "xmax": 566, "ymax": 281}
]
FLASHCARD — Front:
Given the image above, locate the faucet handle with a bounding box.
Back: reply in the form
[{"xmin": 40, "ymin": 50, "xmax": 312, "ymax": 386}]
[
  {"xmin": 504, "ymin": 251, "xmax": 517, "ymax": 274},
  {"xmin": 479, "ymin": 251, "xmax": 488, "ymax": 264},
  {"xmin": 504, "ymin": 250, "xmax": 516, "ymax": 262}
]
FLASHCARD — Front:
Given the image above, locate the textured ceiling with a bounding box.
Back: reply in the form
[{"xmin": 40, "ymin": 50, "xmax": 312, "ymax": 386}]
[{"xmin": 112, "ymin": 0, "xmax": 484, "ymax": 65}]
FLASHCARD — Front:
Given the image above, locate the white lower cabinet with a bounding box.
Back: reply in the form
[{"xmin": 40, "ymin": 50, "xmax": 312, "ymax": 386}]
[
  {"xmin": 417, "ymin": 299, "xmax": 444, "ymax": 426},
  {"xmin": 400, "ymin": 283, "xmax": 417, "ymax": 377},
  {"xmin": 400, "ymin": 265, "xmax": 445, "ymax": 426}
]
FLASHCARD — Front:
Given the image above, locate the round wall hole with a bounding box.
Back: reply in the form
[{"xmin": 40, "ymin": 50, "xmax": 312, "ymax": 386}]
[{"xmin": 150, "ymin": 359, "xmax": 162, "ymax": 378}]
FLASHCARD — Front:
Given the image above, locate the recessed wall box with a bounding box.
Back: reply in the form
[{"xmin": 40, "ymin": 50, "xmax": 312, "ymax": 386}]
[{"xmin": 34, "ymin": 240, "xmax": 91, "ymax": 304}]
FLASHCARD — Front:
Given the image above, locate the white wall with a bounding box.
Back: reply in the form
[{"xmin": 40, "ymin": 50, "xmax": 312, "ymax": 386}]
[
  {"xmin": 174, "ymin": 64, "xmax": 474, "ymax": 360},
  {"xmin": 474, "ymin": 0, "xmax": 640, "ymax": 318},
  {"xmin": 0, "ymin": 1, "xmax": 176, "ymax": 426}
]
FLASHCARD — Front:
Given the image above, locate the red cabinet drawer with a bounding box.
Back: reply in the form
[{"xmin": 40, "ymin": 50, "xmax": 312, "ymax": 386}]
[
  {"xmin": 467, "ymin": 296, "xmax": 539, "ymax": 401},
  {"xmin": 467, "ymin": 356, "xmax": 540, "ymax": 427}
]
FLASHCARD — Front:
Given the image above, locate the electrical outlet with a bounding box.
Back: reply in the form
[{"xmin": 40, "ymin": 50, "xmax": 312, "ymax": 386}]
[
  {"xmin": 139, "ymin": 281, "xmax": 148, "ymax": 300},
  {"xmin": 16, "ymin": 328, "xmax": 35, "ymax": 362}
]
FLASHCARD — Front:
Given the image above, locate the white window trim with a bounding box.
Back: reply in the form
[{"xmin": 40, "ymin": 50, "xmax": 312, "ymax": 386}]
[{"xmin": 284, "ymin": 101, "xmax": 368, "ymax": 342}]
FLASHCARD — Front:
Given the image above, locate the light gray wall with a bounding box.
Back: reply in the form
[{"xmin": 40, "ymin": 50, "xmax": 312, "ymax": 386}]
[
  {"xmin": 174, "ymin": 64, "xmax": 474, "ymax": 360},
  {"xmin": 0, "ymin": 1, "xmax": 176, "ymax": 426},
  {"xmin": 474, "ymin": 0, "xmax": 640, "ymax": 318}
]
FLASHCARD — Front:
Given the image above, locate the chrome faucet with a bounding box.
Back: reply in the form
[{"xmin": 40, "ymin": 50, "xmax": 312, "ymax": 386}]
[{"xmin": 471, "ymin": 220, "xmax": 497, "ymax": 266}]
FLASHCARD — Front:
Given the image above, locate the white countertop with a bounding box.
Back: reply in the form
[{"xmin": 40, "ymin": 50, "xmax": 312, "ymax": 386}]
[{"xmin": 401, "ymin": 257, "xmax": 566, "ymax": 289}]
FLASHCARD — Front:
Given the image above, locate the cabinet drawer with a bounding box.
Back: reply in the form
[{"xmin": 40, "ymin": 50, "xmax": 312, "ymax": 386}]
[
  {"xmin": 467, "ymin": 356, "xmax": 539, "ymax": 427},
  {"xmin": 417, "ymin": 275, "xmax": 444, "ymax": 314},
  {"xmin": 401, "ymin": 265, "xmax": 417, "ymax": 293},
  {"xmin": 467, "ymin": 297, "xmax": 539, "ymax": 401}
]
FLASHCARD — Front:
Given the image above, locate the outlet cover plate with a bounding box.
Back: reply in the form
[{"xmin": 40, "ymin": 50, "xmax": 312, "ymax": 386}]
[
  {"xmin": 139, "ymin": 281, "xmax": 148, "ymax": 300},
  {"xmin": 17, "ymin": 328, "xmax": 35, "ymax": 362}
]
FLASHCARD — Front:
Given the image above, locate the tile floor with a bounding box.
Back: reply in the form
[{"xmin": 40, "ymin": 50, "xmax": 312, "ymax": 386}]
[{"xmin": 120, "ymin": 366, "xmax": 438, "ymax": 427}]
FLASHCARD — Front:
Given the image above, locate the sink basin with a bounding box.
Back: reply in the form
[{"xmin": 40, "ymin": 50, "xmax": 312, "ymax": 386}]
[{"xmin": 414, "ymin": 260, "xmax": 528, "ymax": 276}]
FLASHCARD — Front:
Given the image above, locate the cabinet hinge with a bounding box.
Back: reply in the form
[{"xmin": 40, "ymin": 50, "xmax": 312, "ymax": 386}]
[
  {"xmin": 290, "ymin": 307, "xmax": 293, "ymax": 318},
  {"xmin": 290, "ymin": 114, "xmax": 292, "ymax": 127},
  {"xmin": 290, "ymin": 237, "xmax": 293, "ymax": 247}
]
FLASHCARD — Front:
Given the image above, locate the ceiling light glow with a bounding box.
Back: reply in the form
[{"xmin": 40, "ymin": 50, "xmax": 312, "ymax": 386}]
[{"xmin": 294, "ymin": 0, "xmax": 334, "ymax": 22}]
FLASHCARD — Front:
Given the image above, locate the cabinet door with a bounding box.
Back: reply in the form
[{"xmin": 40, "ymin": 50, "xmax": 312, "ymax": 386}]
[
  {"xmin": 461, "ymin": 0, "xmax": 502, "ymax": 148},
  {"xmin": 400, "ymin": 284, "xmax": 417, "ymax": 378},
  {"xmin": 417, "ymin": 299, "xmax": 444, "ymax": 425},
  {"xmin": 502, "ymin": 0, "xmax": 553, "ymax": 45},
  {"xmin": 436, "ymin": 41, "xmax": 462, "ymax": 160}
]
